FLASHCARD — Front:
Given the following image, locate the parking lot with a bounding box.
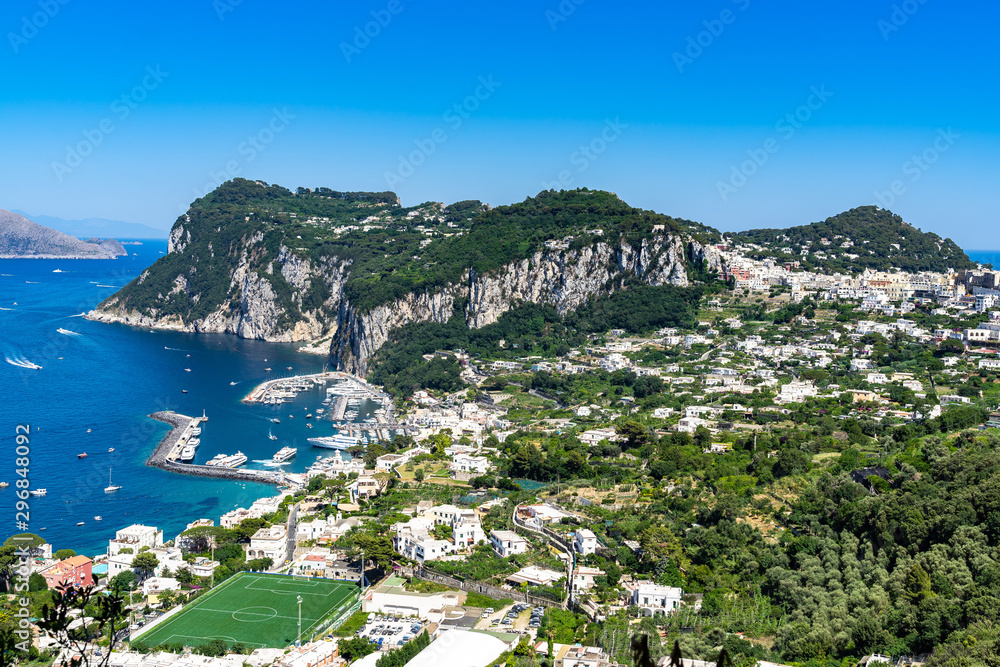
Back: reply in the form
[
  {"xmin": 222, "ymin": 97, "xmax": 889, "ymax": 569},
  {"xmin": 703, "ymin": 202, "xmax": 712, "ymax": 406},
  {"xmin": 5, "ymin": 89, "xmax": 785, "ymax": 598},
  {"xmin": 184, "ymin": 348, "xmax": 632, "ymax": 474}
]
[
  {"xmin": 356, "ymin": 615, "xmax": 424, "ymax": 651},
  {"xmin": 477, "ymin": 603, "xmax": 546, "ymax": 632}
]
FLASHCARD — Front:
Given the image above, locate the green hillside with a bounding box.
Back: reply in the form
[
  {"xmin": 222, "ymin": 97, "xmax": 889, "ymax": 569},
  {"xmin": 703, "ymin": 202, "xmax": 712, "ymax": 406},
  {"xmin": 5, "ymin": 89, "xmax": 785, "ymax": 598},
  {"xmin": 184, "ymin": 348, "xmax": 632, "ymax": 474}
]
[{"xmin": 731, "ymin": 205, "xmax": 972, "ymax": 274}]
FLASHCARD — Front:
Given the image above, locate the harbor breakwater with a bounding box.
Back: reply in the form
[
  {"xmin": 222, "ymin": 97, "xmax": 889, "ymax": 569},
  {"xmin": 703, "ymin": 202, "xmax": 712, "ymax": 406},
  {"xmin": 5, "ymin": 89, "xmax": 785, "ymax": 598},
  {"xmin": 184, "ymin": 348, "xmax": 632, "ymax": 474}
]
[{"xmin": 147, "ymin": 411, "xmax": 294, "ymax": 486}]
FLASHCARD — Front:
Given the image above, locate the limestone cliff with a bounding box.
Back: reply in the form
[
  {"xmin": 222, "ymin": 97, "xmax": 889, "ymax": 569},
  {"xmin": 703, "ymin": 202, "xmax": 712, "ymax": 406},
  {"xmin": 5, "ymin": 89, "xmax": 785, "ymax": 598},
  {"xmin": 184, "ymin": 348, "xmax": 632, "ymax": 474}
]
[{"xmin": 86, "ymin": 180, "xmax": 727, "ymax": 376}]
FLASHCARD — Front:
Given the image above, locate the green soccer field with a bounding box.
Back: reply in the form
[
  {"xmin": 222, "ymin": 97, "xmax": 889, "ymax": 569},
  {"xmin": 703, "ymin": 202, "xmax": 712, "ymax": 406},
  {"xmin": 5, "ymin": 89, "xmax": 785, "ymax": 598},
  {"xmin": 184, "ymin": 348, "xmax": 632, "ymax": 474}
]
[{"xmin": 134, "ymin": 572, "xmax": 360, "ymax": 649}]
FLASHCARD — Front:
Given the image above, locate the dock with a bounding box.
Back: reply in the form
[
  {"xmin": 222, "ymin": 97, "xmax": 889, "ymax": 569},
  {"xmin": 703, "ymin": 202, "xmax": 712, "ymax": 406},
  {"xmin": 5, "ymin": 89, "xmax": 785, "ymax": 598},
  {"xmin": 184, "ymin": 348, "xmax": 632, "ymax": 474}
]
[{"xmin": 146, "ymin": 411, "xmax": 300, "ymax": 488}]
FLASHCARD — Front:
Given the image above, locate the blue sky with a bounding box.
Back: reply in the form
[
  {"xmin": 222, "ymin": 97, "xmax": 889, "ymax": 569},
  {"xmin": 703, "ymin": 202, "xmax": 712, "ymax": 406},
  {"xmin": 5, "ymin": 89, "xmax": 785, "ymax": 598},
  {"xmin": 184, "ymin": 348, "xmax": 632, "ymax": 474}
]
[{"xmin": 1, "ymin": 0, "xmax": 997, "ymax": 247}]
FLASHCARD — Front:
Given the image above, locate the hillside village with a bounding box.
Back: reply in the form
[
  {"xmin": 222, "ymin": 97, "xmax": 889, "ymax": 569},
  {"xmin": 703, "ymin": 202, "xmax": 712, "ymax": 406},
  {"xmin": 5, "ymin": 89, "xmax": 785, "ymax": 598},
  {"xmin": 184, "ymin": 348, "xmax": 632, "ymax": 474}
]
[{"xmin": 8, "ymin": 239, "xmax": 1000, "ymax": 667}]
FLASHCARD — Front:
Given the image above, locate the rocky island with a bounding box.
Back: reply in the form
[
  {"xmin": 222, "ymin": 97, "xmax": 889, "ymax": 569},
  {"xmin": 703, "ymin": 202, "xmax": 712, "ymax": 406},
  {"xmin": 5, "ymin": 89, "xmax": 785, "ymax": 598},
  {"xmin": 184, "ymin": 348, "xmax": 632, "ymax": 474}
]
[{"xmin": 0, "ymin": 208, "xmax": 126, "ymax": 259}]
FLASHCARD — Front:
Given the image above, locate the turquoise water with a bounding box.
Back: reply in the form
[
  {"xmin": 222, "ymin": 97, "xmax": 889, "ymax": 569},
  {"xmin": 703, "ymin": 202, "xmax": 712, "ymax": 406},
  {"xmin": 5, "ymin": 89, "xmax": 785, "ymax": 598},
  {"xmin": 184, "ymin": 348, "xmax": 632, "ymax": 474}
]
[{"xmin": 0, "ymin": 241, "xmax": 353, "ymax": 555}]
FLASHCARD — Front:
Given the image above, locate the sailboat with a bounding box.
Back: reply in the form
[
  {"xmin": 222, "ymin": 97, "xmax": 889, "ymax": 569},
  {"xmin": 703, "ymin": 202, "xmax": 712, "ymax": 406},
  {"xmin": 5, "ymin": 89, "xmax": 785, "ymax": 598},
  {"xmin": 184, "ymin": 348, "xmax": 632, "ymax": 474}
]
[{"xmin": 104, "ymin": 468, "xmax": 121, "ymax": 493}]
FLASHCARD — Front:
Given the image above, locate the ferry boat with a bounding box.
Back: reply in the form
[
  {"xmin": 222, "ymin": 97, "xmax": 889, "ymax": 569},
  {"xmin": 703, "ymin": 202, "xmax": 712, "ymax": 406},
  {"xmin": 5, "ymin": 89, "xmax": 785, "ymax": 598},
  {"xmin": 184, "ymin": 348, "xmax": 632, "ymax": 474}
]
[
  {"xmin": 272, "ymin": 446, "xmax": 297, "ymax": 463},
  {"xmin": 179, "ymin": 446, "xmax": 196, "ymax": 462},
  {"xmin": 308, "ymin": 434, "xmax": 360, "ymax": 450},
  {"xmin": 105, "ymin": 468, "xmax": 121, "ymax": 493},
  {"xmin": 29, "ymin": 489, "xmax": 47, "ymax": 496},
  {"xmin": 205, "ymin": 452, "xmax": 248, "ymax": 468}
]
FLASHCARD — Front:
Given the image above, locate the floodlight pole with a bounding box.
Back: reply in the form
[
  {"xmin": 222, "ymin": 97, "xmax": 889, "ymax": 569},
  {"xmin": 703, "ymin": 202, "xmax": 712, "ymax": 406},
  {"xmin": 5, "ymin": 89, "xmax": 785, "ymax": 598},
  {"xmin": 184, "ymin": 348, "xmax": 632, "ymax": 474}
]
[{"xmin": 297, "ymin": 595, "xmax": 303, "ymax": 647}]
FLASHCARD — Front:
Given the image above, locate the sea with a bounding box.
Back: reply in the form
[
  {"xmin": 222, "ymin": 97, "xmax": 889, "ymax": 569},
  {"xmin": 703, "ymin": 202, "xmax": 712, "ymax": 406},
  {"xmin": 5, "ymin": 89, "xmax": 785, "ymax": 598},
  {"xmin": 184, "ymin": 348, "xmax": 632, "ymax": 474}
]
[
  {"xmin": 968, "ymin": 250, "xmax": 1000, "ymax": 267},
  {"xmin": 0, "ymin": 240, "xmax": 368, "ymax": 555}
]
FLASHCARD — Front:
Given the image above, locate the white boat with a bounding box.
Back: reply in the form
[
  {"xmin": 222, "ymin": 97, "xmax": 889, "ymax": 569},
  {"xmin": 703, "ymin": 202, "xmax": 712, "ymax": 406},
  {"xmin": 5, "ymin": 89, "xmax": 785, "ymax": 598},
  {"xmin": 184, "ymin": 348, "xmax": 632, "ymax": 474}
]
[
  {"xmin": 105, "ymin": 468, "xmax": 121, "ymax": 493},
  {"xmin": 205, "ymin": 452, "xmax": 247, "ymax": 468},
  {"xmin": 272, "ymin": 446, "xmax": 297, "ymax": 463},
  {"xmin": 191, "ymin": 427, "xmax": 202, "ymax": 435},
  {"xmin": 94, "ymin": 516, "xmax": 102, "ymax": 521},
  {"xmin": 308, "ymin": 434, "xmax": 360, "ymax": 450},
  {"xmin": 188, "ymin": 438, "xmax": 200, "ymax": 447},
  {"xmin": 268, "ymin": 428, "xmax": 278, "ymax": 441},
  {"xmin": 179, "ymin": 446, "xmax": 196, "ymax": 461},
  {"xmin": 229, "ymin": 381, "xmax": 237, "ymax": 386},
  {"xmin": 29, "ymin": 489, "xmax": 46, "ymax": 496}
]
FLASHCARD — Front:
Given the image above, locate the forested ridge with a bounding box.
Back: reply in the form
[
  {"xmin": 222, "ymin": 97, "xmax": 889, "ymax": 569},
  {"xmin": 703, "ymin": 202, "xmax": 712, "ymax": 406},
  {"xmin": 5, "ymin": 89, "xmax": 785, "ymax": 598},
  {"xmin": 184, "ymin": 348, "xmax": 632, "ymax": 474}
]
[{"xmin": 731, "ymin": 206, "xmax": 972, "ymax": 274}]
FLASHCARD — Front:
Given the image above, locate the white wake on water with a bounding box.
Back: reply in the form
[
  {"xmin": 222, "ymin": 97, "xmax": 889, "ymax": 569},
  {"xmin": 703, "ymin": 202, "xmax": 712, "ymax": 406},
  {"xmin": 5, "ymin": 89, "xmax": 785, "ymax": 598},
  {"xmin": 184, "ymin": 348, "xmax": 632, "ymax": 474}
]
[
  {"xmin": 57, "ymin": 328, "xmax": 82, "ymax": 337},
  {"xmin": 5, "ymin": 354, "xmax": 42, "ymax": 370}
]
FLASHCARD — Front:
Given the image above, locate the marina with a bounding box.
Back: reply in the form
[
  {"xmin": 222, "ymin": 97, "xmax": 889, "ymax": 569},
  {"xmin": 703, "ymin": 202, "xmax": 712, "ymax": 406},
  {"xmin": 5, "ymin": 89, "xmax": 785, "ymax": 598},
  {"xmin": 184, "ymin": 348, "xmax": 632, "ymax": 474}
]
[
  {"xmin": 243, "ymin": 370, "xmax": 416, "ymax": 443},
  {"xmin": 147, "ymin": 412, "xmax": 301, "ymax": 488}
]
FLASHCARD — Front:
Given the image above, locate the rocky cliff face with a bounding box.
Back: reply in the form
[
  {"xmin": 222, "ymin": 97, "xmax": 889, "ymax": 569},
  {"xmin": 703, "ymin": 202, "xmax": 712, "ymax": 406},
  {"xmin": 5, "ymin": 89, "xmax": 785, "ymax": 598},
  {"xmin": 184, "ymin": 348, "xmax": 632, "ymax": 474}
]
[
  {"xmin": 90, "ymin": 227, "xmax": 721, "ymax": 376},
  {"xmin": 90, "ymin": 233, "xmax": 351, "ymax": 343},
  {"xmin": 333, "ymin": 233, "xmax": 722, "ymax": 374}
]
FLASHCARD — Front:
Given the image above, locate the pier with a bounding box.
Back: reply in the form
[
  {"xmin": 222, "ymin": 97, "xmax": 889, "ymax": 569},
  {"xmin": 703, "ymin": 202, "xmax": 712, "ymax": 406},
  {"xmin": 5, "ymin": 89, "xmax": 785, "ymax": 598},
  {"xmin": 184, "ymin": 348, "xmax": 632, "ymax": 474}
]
[{"xmin": 147, "ymin": 412, "xmax": 300, "ymax": 487}]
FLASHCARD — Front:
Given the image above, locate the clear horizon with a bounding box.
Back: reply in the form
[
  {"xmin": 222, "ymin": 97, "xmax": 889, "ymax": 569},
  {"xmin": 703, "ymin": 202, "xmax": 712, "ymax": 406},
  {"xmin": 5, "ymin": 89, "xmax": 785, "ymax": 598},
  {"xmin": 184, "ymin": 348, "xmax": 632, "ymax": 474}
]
[{"xmin": 1, "ymin": 0, "xmax": 997, "ymax": 247}]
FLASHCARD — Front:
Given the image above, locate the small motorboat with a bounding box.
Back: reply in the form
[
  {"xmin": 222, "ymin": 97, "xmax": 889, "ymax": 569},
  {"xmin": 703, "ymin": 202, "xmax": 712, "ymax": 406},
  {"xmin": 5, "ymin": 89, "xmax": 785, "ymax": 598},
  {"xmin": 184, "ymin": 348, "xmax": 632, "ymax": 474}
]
[
  {"xmin": 184, "ymin": 368, "xmax": 191, "ymax": 372},
  {"xmin": 0, "ymin": 482, "xmax": 9, "ymax": 488},
  {"xmin": 86, "ymin": 428, "xmax": 92, "ymax": 433},
  {"xmin": 182, "ymin": 389, "xmax": 188, "ymax": 394},
  {"xmin": 94, "ymin": 516, "xmax": 103, "ymax": 521},
  {"xmin": 78, "ymin": 453, "xmax": 88, "ymax": 459},
  {"xmin": 108, "ymin": 447, "xmax": 114, "ymax": 452},
  {"xmin": 230, "ymin": 381, "xmax": 237, "ymax": 385},
  {"xmin": 265, "ymin": 367, "xmax": 272, "ymax": 371},
  {"xmin": 76, "ymin": 522, "xmax": 84, "ymax": 526},
  {"xmin": 271, "ymin": 418, "xmax": 280, "ymax": 423}
]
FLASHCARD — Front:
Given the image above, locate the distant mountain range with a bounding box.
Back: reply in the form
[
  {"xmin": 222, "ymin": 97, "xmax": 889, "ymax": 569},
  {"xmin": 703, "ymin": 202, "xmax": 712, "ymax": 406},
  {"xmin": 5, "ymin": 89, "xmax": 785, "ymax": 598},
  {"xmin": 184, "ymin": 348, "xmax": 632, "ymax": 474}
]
[
  {"xmin": 11, "ymin": 210, "xmax": 169, "ymax": 239},
  {"xmin": 0, "ymin": 209, "xmax": 127, "ymax": 258}
]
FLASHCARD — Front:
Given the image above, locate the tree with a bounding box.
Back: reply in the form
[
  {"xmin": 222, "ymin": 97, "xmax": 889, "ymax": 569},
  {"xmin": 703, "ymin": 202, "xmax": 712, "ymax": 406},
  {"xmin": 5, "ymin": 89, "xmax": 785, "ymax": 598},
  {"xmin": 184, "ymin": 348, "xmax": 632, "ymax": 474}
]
[
  {"xmin": 28, "ymin": 572, "xmax": 47, "ymax": 592},
  {"xmin": 131, "ymin": 552, "xmax": 160, "ymax": 582},
  {"xmin": 337, "ymin": 636, "xmax": 377, "ymax": 662},
  {"xmin": 414, "ymin": 468, "xmax": 426, "ymax": 483},
  {"xmin": 37, "ymin": 584, "xmax": 127, "ymax": 667},
  {"xmin": 175, "ymin": 567, "xmax": 194, "ymax": 584},
  {"xmin": 109, "ymin": 570, "xmax": 137, "ymax": 593},
  {"xmin": 54, "ymin": 549, "xmax": 77, "ymax": 560}
]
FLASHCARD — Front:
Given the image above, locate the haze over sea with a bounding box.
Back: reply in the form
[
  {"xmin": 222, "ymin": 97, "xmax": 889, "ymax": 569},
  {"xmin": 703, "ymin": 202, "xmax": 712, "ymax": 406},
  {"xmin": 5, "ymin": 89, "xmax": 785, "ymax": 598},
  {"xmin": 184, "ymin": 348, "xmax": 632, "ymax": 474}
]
[{"xmin": 0, "ymin": 241, "xmax": 347, "ymax": 555}]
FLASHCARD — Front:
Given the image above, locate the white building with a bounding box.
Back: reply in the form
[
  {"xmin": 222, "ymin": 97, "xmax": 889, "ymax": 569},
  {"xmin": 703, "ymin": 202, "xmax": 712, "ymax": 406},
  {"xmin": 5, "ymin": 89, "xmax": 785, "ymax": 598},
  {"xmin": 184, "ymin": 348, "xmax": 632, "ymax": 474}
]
[
  {"xmin": 450, "ymin": 454, "xmax": 492, "ymax": 475},
  {"xmin": 245, "ymin": 525, "xmax": 288, "ymax": 565},
  {"xmin": 572, "ymin": 566, "xmax": 604, "ymax": 593},
  {"xmin": 573, "ymin": 529, "xmax": 598, "ymax": 556},
  {"xmin": 632, "ymin": 582, "xmax": 684, "ymax": 617},
  {"xmin": 490, "ymin": 530, "xmax": 529, "ymax": 557},
  {"xmin": 109, "ymin": 525, "xmax": 163, "ymax": 557}
]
